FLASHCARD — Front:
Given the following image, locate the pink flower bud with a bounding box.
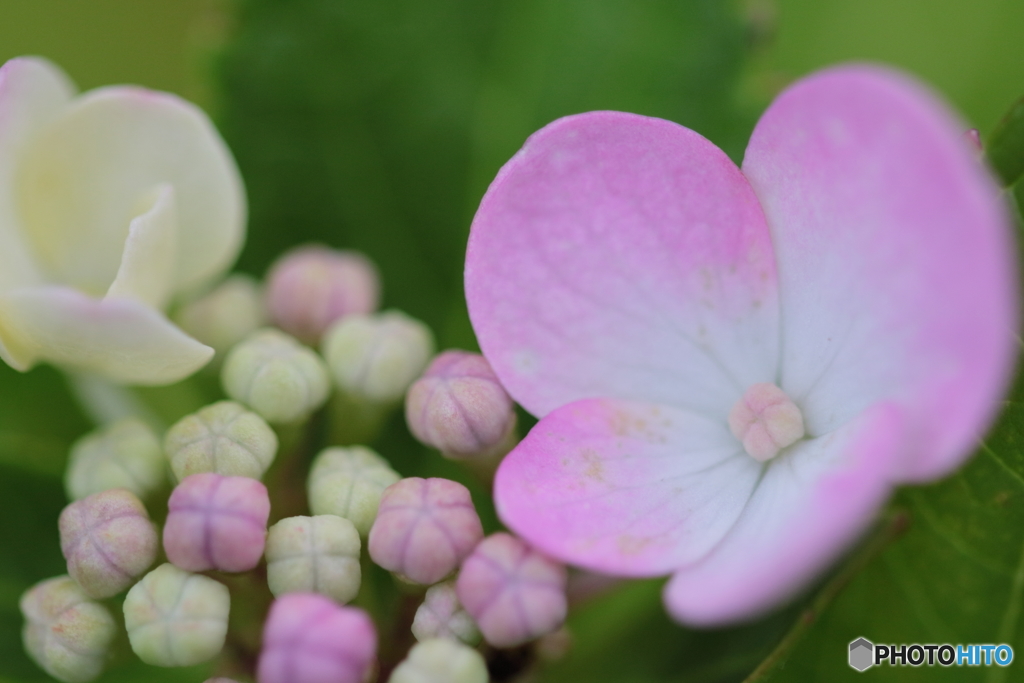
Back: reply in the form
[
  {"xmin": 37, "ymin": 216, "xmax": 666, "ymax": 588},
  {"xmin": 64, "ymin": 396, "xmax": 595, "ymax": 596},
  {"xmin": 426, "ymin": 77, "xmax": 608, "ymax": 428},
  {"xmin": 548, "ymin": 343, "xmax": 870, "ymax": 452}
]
[
  {"xmin": 257, "ymin": 593, "xmax": 377, "ymax": 683},
  {"xmin": 58, "ymin": 489, "xmax": 158, "ymax": 599},
  {"xmin": 164, "ymin": 473, "xmax": 270, "ymax": 572},
  {"xmin": 266, "ymin": 245, "xmax": 380, "ymax": 345},
  {"xmin": 405, "ymin": 351, "xmax": 516, "ymax": 460},
  {"xmin": 456, "ymin": 533, "xmax": 567, "ymax": 648},
  {"xmin": 20, "ymin": 576, "xmax": 116, "ymax": 683},
  {"xmin": 411, "ymin": 582, "xmax": 479, "ymax": 644},
  {"xmin": 369, "ymin": 478, "xmax": 483, "ymax": 585}
]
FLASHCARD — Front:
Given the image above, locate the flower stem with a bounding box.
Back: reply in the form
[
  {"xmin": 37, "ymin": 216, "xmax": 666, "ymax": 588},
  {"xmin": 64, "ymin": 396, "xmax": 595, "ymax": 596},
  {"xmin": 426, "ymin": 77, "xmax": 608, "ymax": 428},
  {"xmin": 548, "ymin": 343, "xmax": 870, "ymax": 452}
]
[{"xmin": 741, "ymin": 507, "xmax": 911, "ymax": 683}]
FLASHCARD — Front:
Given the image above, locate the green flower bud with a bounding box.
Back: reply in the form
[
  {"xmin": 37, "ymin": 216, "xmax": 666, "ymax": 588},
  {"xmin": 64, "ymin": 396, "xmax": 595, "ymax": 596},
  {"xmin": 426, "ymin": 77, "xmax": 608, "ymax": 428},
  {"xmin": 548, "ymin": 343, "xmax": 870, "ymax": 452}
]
[
  {"xmin": 123, "ymin": 563, "xmax": 230, "ymax": 667},
  {"xmin": 174, "ymin": 275, "xmax": 267, "ymax": 356},
  {"xmin": 266, "ymin": 515, "xmax": 361, "ymax": 602},
  {"xmin": 222, "ymin": 328, "xmax": 331, "ymax": 423},
  {"xmin": 308, "ymin": 446, "xmax": 400, "ymax": 535},
  {"xmin": 388, "ymin": 639, "xmax": 488, "ymax": 683},
  {"xmin": 64, "ymin": 418, "xmax": 165, "ymax": 501},
  {"xmin": 20, "ymin": 576, "xmax": 116, "ymax": 683},
  {"xmin": 322, "ymin": 311, "xmax": 434, "ymax": 405},
  {"xmin": 164, "ymin": 401, "xmax": 278, "ymax": 481}
]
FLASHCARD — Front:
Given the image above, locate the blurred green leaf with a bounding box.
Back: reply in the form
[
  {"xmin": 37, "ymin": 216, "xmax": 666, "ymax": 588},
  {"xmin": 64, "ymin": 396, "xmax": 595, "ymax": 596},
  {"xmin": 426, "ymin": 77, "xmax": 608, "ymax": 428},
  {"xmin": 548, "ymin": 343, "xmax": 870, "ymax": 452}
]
[
  {"xmin": 987, "ymin": 95, "xmax": 1024, "ymax": 187},
  {"xmin": 219, "ymin": 0, "xmax": 756, "ymax": 352}
]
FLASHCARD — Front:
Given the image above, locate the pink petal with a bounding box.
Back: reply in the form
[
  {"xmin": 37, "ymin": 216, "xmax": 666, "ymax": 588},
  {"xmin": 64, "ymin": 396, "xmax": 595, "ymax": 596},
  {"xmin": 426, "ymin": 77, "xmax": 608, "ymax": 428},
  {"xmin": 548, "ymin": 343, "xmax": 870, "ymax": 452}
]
[
  {"xmin": 494, "ymin": 398, "xmax": 761, "ymax": 576},
  {"xmin": 742, "ymin": 65, "xmax": 1018, "ymax": 481},
  {"xmin": 664, "ymin": 402, "xmax": 904, "ymax": 625},
  {"xmin": 466, "ymin": 112, "xmax": 780, "ymax": 419}
]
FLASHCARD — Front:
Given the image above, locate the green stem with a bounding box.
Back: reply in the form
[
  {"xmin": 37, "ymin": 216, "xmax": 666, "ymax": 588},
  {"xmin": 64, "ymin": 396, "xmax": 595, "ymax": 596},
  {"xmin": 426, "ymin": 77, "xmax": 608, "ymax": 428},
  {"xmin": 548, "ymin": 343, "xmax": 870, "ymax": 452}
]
[{"xmin": 742, "ymin": 507, "xmax": 911, "ymax": 683}]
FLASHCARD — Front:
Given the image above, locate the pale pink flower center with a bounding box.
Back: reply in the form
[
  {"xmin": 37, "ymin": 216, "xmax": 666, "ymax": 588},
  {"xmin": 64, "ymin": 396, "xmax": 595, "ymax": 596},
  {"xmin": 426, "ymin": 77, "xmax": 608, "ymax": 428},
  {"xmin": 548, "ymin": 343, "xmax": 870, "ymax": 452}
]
[{"xmin": 727, "ymin": 383, "xmax": 805, "ymax": 462}]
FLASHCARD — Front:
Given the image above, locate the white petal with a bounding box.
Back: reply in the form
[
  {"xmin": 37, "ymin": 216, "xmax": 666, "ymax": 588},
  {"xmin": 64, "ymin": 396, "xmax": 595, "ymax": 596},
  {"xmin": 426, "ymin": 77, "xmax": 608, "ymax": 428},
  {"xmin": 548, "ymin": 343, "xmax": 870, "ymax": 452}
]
[
  {"xmin": 664, "ymin": 402, "xmax": 904, "ymax": 625},
  {"xmin": 0, "ymin": 286, "xmax": 213, "ymax": 385},
  {"xmin": 15, "ymin": 86, "xmax": 245, "ymax": 295},
  {"xmin": 106, "ymin": 184, "xmax": 178, "ymax": 309},
  {"xmin": 0, "ymin": 57, "xmax": 76, "ymax": 291}
]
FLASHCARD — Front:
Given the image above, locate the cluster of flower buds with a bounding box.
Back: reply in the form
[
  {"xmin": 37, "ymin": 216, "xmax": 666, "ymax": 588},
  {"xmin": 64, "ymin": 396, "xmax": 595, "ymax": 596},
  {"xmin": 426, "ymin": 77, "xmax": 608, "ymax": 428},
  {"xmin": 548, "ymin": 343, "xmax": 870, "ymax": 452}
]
[{"xmin": 21, "ymin": 241, "xmax": 574, "ymax": 683}]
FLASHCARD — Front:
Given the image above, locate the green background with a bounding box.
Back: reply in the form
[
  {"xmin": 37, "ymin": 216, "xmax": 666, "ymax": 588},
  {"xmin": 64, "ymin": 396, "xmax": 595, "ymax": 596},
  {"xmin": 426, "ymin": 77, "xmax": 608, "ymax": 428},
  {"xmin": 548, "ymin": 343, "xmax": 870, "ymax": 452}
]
[{"xmin": 2, "ymin": 0, "xmax": 1024, "ymax": 681}]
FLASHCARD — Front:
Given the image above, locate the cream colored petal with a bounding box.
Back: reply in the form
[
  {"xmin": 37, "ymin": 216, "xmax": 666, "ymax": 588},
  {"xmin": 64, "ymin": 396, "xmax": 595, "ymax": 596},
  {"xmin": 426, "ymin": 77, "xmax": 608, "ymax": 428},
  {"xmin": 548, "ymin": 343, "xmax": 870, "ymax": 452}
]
[
  {"xmin": 0, "ymin": 286, "xmax": 213, "ymax": 385},
  {"xmin": 16, "ymin": 86, "xmax": 245, "ymax": 295},
  {"xmin": 106, "ymin": 184, "xmax": 178, "ymax": 309},
  {"xmin": 0, "ymin": 57, "xmax": 76, "ymax": 291}
]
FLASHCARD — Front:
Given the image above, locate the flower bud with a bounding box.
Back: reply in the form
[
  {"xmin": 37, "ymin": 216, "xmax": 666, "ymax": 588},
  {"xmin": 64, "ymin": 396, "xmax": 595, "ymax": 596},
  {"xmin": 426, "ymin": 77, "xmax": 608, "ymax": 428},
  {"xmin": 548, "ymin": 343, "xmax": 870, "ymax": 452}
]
[
  {"xmin": 411, "ymin": 582, "xmax": 479, "ymax": 644},
  {"xmin": 388, "ymin": 639, "xmax": 488, "ymax": 683},
  {"xmin": 257, "ymin": 593, "xmax": 376, "ymax": 683},
  {"xmin": 266, "ymin": 515, "xmax": 361, "ymax": 603},
  {"xmin": 266, "ymin": 244, "xmax": 380, "ymax": 345},
  {"xmin": 164, "ymin": 473, "xmax": 270, "ymax": 572},
  {"xmin": 20, "ymin": 576, "xmax": 116, "ymax": 683},
  {"xmin": 164, "ymin": 401, "xmax": 278, "ymax": 481},
  {"xmin": 123, "ymin": 563, "xmax": 230, "ymax": 667},
  {"xmin": 307, "ymin": 446, "xmax": 400, "ymax": 535},
  {"xmin": 64, "ymin": 418, "xmax": 164, "ymax": 501},
  {"xmin": 369, "ymin": 478, "xmax": 483, "ymax": 585},
  {"xmin": 222, "ymin": 328, "xmax": 331, "ymax": 423},
  {"xmin": 59, "ymin": 489, "xmax": 158, "ymax": 599},
  {"xmin": 405, "ymin": 351, "xmax": 516, "ymax": 459},
  {"xmin": 322, "ymin": 311, "xmax": 434, "ymax": 404},
  {"xmin": 175, "ymin": 274, "xmax": 267, "ymax": 355},
  {"xmin": 456, "ymin": 533, "xmax": 567, "ymax": 648}
]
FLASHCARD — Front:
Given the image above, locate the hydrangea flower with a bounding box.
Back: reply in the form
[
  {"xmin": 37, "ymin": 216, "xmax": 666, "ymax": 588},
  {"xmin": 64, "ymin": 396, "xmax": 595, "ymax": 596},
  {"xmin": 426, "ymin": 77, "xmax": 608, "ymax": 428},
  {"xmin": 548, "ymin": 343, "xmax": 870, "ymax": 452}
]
[
  {"xmin": 465, "ymin": 66, "xmax": 1018, "ymax": 624},
  {"xmin": 0, "ymin": 57, "xmax": 245, "ymax": 384}
]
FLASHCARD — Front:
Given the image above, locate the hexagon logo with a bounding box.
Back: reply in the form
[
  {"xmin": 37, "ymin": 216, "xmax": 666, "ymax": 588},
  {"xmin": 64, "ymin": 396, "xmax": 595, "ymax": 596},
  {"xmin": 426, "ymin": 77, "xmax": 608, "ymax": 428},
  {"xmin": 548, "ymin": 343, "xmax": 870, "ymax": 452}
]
[{"xmin": 849, "ymin": 637, "xmax": 874, "ymax": 671}]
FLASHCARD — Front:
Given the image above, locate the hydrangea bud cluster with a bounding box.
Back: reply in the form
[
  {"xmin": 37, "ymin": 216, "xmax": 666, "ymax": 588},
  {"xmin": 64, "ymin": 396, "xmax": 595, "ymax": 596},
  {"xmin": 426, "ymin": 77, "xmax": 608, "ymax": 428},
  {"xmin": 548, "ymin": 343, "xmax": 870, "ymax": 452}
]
[
  {"xmin": 223, "ymin": 328, "xmax": 332, "ymax": 424},
  {"xmin": 17, "ymin": 232, "xmax": 577, "ymax": 683},
  {"xmin": 405, "ymin": 351, "xmax": 517, "ymax": 460},
  {"xmin": 265, "ymin": 515, "xmax": 362, "ymax": 602},
  {"xmin": 164, "ymin": 400, "xmax": 278, "ymax": 481},
  {"xmin": 257, "ymin": 593, "xmax": 377, "ymax": 683},
  {"xmin": 175, "ymin": 274, "xmax": 267, "ymax": 356},
  {"xmin": 308, "ymin": 446, "xmax": 401, "ymax": 535},
  {"xmin": 411, "ymin": 582, "xmax": 480, "ymax": 644},
  {"xmin": 59, "ymin": 489, "xmax": 158, "ymax": 598},
  {"xmin": 265, "ymin": 244, "xmax": 380, "ymax": 344},
  {"xmin": 123, "ymin": 563, "xmax": 231, "ymax": 666},
  {"xmin": 20, "ymin": 576, "xmax": 116, "ymax": 683},
  {"xmin": 456, "ymin": 533, "xmax": 568, "ymax": 648},
  {"xmin": 164, "ymin": 473, "xmax": 271, "ymax": 572},
  {"xmin": 388, "ymin": 639, "xmax": 488, "ymax": 683},
  {"xmin": 369, "ymin": 477, "xmax": 484, "ymax": 584},
  {"xmin": 322, "ymin": 311, "xmax": 434, "ymax": 405},
  {"xmin": 64, "ymin": 418, "xmax": 165, "ymax": 501}
]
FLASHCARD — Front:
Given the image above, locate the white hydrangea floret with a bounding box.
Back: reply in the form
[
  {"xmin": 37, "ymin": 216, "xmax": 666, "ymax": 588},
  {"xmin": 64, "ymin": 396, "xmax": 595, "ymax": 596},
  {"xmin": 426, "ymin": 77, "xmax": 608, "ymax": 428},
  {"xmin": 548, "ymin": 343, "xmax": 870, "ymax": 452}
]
[{"xmin": 0, "ymin": 57, "xmax": 246, "ymax": 384}]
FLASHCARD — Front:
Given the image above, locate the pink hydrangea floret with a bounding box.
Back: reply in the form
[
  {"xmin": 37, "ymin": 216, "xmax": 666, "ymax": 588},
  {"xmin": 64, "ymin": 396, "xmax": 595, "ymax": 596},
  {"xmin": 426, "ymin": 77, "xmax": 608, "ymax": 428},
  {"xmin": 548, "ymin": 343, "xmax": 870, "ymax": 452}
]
[
  {"xmin": 465, "ymin": 65, "xmax": 1018, "ymax": 625},
  {"xmin": 455, "ymin": 533, "xmax": 567, "ymax": 648},
  {"xmin": 164, "ymin": 473, "xmax": 270, "ymax": 572},
  {"xmin": 368, "ymin": 477, "xmax": 483, "ymax": 584},
  {"xmin": 257, "ymin": 593, "xmax": 377, "ymax": 683}
]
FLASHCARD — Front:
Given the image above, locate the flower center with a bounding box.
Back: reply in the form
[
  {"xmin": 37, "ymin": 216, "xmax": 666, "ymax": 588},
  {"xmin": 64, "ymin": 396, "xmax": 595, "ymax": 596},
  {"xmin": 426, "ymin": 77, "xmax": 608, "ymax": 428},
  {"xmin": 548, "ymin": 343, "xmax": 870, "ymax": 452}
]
[{"xmin": 727, "ymin": 383, "xmax": 805, "ymax": 462}]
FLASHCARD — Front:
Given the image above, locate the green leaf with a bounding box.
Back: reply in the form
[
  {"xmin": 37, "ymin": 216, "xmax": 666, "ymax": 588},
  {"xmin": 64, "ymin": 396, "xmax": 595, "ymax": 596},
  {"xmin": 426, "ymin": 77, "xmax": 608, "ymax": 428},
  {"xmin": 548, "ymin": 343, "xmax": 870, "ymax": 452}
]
[{"xmin": 987, "ymin": 95, "xmax": 1024, "ymax": 187}]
